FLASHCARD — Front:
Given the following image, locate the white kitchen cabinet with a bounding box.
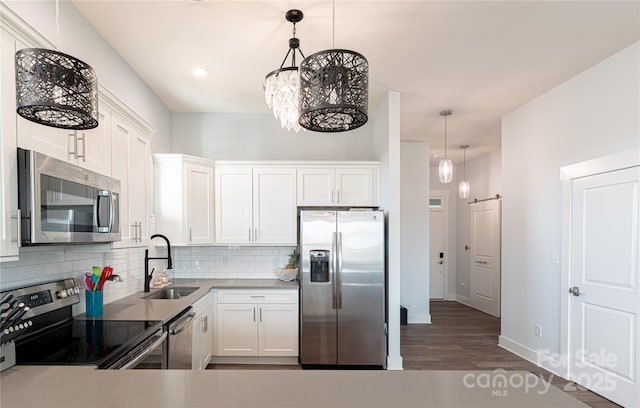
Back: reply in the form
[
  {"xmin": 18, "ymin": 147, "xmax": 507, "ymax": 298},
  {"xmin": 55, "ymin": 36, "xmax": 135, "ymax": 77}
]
[
  {"xmin": 215, "ymin": 165, "xmax": 296, "ymax": 245},
  {"xmin": 0, "ymin": 28, "xmax": 20, "ymax": 262},
  {"xmin": 192, "ymin": 293, "xmax": 213, "ymax": 370},
  {"xmin": 216, "ymin": 289, "xmax": 299, "ymax": 357},
  {"xmin": 111, "ymin": 113, "xmax": 152, "ymax": 248},
  {"xmin": 297, "ymin": 165, "xmax": 380, "ymax": 207},
  {"xmin": 155, "ymin": 155, "xmax": 215, "ymax": 246}
]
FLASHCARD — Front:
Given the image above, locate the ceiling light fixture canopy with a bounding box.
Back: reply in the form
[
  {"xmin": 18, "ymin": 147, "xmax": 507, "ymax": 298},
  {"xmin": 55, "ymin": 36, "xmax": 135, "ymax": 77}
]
[
  {"xmin": 15, "ymin": 1, "xmax": 98, "ymax": 130},
  {"xmin": 438, "ymin": 110, "xmax": 453, "ymax": 184},
  {"xmin": 298, "ymin": 0, "xmax": 368, "ymax": 132},
  {"xmin": 264, "ymin": 9, "xmax": 305, "ymax": 132},
  {"xmin": 459, "ymin": 144, "xmax": 470, "ymax": 198}
]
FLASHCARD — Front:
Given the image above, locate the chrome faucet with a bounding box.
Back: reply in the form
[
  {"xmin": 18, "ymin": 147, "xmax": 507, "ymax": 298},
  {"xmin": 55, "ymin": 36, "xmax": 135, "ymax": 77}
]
[{"xmin": 144, "ymin": 234, "xmax": 173, "ymax": 292}]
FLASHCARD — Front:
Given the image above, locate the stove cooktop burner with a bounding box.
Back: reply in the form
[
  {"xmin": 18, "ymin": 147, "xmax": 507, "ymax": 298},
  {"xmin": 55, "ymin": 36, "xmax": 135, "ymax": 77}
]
[{"xmin": 16, "ymin": 319, "xmax": 161, "ymax": 367}]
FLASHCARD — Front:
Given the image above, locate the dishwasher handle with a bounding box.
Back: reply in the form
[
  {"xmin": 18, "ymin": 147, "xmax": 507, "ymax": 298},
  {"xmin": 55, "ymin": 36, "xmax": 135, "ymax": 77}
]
[{"xmin": 169, "ymin": 310, "xmax": 196, "ymax": 335}]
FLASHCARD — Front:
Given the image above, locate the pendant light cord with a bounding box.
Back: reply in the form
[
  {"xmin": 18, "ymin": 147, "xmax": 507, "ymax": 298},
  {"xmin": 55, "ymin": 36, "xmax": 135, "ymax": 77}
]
[
  {"xmin": 55, "ymin": 0, "xmax": 60, "ymax": 50},
  {"xmin": 444, "ymin": 115, "xmax": 448, "ymax": 159},
  {"xmin": 332, "ymin": 0, "xmax": 335, "ymax": 48},
  {"xmin": 463, "ymin": 147, "xmax": 466, "ymax": 178}
]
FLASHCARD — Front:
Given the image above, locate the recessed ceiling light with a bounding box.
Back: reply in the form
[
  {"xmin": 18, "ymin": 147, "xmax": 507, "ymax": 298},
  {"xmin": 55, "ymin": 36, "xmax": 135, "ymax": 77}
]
[{"xmin": 193, "ymin": 67, "xmax": 209, "ymax": 77}]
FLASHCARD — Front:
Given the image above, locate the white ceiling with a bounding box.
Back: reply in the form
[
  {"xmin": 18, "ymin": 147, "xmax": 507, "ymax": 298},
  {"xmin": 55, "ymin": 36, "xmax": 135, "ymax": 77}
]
[{"xmin": 72, "ymin": 1, "xmax": 639, "ymax": 164}]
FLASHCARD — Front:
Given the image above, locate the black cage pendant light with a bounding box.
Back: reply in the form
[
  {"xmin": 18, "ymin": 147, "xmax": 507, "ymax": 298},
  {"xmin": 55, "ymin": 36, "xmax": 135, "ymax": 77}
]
[
  {"xmin": 15, "ymin": 1, "xmax": 98, "ymax": 130},
  {"xmin": 298, "ymin": 0, "xmax": 368, "ymax": 132}
]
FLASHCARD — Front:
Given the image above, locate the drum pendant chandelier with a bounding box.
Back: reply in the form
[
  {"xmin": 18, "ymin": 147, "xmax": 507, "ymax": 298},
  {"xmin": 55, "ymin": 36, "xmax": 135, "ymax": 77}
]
[
  {"xmin": 15, "ymin": 1, "xmax": 98, "ymax": 130},
  {"xmin": 298, "ymin": 1, "xmax": 368, "ymax": 132}
]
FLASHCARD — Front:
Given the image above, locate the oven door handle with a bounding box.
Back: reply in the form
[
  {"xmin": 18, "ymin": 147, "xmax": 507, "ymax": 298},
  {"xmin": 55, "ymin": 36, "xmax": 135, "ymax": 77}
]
[{"xmin": 116, "ymin": 331, "xmax": 167, "ymax": 370}]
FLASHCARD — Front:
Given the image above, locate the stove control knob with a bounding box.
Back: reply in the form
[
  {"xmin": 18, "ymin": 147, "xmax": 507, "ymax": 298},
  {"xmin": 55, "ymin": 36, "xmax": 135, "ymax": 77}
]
[
  {"xmin": 56, "ymin": 289, "xmax": 68, "ymax": 298},
  {"xmin": 74, "ymin": 287, "xmax": 80, "ymax": 294}
]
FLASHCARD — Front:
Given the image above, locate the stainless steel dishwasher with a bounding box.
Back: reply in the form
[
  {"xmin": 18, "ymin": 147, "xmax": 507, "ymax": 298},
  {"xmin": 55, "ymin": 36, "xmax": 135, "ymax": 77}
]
[{"xmin": 166, "ymin": 307, "xmax": 196, "ymax": 369}]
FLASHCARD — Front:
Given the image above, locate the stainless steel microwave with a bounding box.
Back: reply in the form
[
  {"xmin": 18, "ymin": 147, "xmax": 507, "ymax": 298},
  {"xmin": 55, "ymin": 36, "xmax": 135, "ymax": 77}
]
[{"xmin": 17, "ymin": 148, "xmax": 121, "ymax": 245}]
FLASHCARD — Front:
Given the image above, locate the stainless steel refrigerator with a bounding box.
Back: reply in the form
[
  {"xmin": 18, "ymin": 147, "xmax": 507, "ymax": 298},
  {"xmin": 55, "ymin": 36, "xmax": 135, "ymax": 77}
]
[{"xmin": 300, "ymin": 210, "xmax": 386, "ymax": 367}]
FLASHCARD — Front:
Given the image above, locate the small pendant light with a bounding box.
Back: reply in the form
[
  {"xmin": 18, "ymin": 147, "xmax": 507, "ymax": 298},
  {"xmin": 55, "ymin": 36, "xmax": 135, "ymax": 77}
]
[
  {"xmin": 438, "ymin": 110, "xmax": 453, "ymax": 183},
  {"xmin": 459, "ymin": 145, "xmax": 470, "ymax": 198},
  {"xmin": 15, "ymin": 0, "xmax": 98, "ymax": 130}
]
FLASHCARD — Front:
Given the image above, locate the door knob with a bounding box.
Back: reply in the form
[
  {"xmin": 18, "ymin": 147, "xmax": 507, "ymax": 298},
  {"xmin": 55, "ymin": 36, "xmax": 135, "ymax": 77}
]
[
  {"xmin": 464, "ymin": 245, "xmax": 471, "ymax": 251},
  {"xmin": 568, "ymin": 286, "xmax": 583, "ymax": 296}
]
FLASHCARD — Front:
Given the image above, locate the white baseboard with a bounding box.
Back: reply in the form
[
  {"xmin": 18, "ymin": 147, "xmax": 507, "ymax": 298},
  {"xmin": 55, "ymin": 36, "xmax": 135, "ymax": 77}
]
[
  {"xmin": 408, "ymin": 313, "xmax": 431, "ymax": 324},
  {"xmin": 498, "ymin": 335, "xmax": 567, "ymax": 378},
  {"xmin": 455, "ymin": 295, "xmax": 472, "ymax": 307},
  {"xmin": 210, "ymin": 356, "xmax": 298, "ymax": 365},
  {"xmin": 386, "ymin": 355, "xmax": 404, "ymax": 370}
]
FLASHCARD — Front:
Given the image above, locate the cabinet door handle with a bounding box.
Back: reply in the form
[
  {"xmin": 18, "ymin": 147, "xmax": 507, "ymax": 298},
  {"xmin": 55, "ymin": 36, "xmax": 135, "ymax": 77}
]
[
  {"xmin": 259, "ymin": 307, "xmax": 262, "ymax": 322},
  {"xmin": 68, "ymin": 131, "xmax": 78, "ymax": 159},
  {"xmin": 337, "ymin": 190, "xmax": 340, "ymax": 204},
  {"xmin": 253, "ymin": 307, "xmax": 256, "ymax": 322},
  {"xmin": 331, "ymin": 190, "xmax": 335, "ymax": 204},
  {"xmin": 203, "ymin": 316, "xmax": 208, "ymax": 333},
  {"xmin": 77, "ymin": 133, "xmax": 86, "ymax": 162},
  {"xmin": 254, "ymin": 228, "xmax": 258, "ymax": 242},
  {"xmin": 189, "ymin": 227, "xmax": 192, "ymax": 242},
  {"xmin": 11, "ymin": 209, "xmax": 21, "ymax": 248}
]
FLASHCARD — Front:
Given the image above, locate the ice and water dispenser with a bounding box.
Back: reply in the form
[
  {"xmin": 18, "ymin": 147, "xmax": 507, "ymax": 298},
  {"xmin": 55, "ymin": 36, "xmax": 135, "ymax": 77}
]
[{"xmin": 309, "ymin": 250, "xmax": 330, "ymax": 282}]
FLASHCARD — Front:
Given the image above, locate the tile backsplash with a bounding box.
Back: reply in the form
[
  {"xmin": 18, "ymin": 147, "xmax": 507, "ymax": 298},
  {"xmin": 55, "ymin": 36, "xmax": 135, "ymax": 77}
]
[
  {"xmin": 0, "ymin": 245, "xmax": 297, "ymax": 311},
  {"xmin": 172, "ymin": 246, "xmax": 296, "ymax": 279},
  {"xmin": 0, "ymin": 246, "xmax": 144, "ymax": 307}
]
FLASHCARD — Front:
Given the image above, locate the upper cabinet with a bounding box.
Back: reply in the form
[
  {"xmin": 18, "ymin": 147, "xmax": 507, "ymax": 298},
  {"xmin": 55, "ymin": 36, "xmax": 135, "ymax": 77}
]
[
  {"xmin": 154, "ymin": 154, "xmax": 215, "ymax": 246},
  {"xmin": 215, "ymin": 164, "xmax": 297, "ymax": 245},
  {"xmin": 0, "ymin": 28, "xmax": 20, "ymax": 262},
  {"xmin": 297, "ymin": 164, "xmax": 380, "ymax": 207},
  {"xmin": 111, "ymin": 114, "xmax": 152, "ymax": 249}
]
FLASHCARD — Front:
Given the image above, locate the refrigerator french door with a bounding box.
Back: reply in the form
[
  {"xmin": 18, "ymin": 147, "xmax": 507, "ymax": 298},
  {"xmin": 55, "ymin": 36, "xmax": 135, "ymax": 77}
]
[{"xmin": 300, "ymin": 210, "xmax": 385, "ymax": 367}]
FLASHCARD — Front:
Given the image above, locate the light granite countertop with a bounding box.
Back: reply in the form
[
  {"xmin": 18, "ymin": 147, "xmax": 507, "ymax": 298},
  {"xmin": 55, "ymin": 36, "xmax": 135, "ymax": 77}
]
[
  {"xmin": 0, "ymin": 366, "xmax": 587, "ymax": 408},
  {"xmin": 78, "ymin": 278, "xmax": 298, "ymax": 323}
]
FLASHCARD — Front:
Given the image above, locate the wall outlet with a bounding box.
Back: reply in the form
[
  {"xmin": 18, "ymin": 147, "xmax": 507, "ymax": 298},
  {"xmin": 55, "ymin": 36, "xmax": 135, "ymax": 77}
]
[
  {"xmin": 535, "ymin": 324, "xmax": 543, "ymax": 338},
  {"xmin": 460, "ymin": 282, "xmax": 465, "ymax": 287},
  {"xmin": 551, "ymin": 251, "xmax": 560, "ymax": 265},
  {"xmin": 222, "ymin": 256, "xmax": 229, "ymax": 267}
]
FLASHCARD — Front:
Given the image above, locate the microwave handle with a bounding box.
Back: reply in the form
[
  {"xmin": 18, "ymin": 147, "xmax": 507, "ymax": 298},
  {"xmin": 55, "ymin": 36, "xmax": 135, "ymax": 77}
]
[{"xmin": 95, "ymin": 190, "xmax": 111, "ymax": 233}]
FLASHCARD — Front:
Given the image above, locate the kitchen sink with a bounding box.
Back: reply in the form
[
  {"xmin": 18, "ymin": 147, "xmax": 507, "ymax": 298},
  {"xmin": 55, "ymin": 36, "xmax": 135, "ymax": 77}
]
[{"xmin": 143, "ymin": 287, "xmax": 199, "ymax": 300}]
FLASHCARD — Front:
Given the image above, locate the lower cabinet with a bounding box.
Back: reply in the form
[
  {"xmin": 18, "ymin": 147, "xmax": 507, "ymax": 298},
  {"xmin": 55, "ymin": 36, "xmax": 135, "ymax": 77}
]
[
  {"xmin": 216, "ymin": 289, "xmax": 298, "ymax": 357},
  {"xmin": 191, "ymin": 293, "xmax": 213, "ymax": 370}
]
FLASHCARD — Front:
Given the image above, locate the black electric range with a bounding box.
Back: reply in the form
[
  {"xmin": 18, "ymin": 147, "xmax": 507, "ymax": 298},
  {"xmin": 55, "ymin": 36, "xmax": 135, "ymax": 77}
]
[{"xmin": 1, "ymin": 279, "xmax": 165, "ymax": 370}]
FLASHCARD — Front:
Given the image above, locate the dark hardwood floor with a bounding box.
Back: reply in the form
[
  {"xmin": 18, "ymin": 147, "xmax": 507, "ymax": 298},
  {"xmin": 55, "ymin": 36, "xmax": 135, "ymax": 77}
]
[
  {"xmin": 402, "ymin": 301, "xmax": 620, "ymax": 408},
  {"xmin": 207, "ymin": 301, "xmax": 619, "ymax": 407}
]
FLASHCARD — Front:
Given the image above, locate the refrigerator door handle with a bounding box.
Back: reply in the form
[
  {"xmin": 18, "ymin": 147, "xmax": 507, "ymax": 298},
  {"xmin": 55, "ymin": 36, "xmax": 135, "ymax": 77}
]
[
  {"xmin": 332, "ymin": 232, "xmax": 337, "ymax": 309},
  {"xmin": 337, "ymin": 232, "xmax": 343, "ymax": 309}
]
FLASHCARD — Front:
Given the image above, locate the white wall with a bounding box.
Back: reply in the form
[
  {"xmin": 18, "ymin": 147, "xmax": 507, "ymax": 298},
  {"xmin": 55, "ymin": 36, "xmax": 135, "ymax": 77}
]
[
  {"xmin": 4, "ymin": 0, "xmax": 173, "ymax": 153},
  {"xmin": 500, "ymin": 42, "xmax": 639, "ymax": 367},
  {"xmin": 172, "ymin": 113, "xmax": 373, "ymax": 160},
  {"xmin": 400, "ymin": 142, "xmax": 430, "ymax": 323},
  {"xmin": 454, "ymin": 149, "xmax": 502, "ymax": 301},
  {"xmin": 372, "ymin": 92, "xmax": 402, "ymax": 369}
]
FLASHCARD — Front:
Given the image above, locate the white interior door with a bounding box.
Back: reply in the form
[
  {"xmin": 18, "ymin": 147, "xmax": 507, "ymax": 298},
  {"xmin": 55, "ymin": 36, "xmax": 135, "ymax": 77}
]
[
  {"xmin": 470, "ymin": 200, "xmax": 501, "ymax": 317},
  {"xmin": 568, "ymin": 166, "xmax": 639, "ymax": 408},
  {"xmin": 429, "ymin": 211, "xmax": 445, "ymax": 299}
]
